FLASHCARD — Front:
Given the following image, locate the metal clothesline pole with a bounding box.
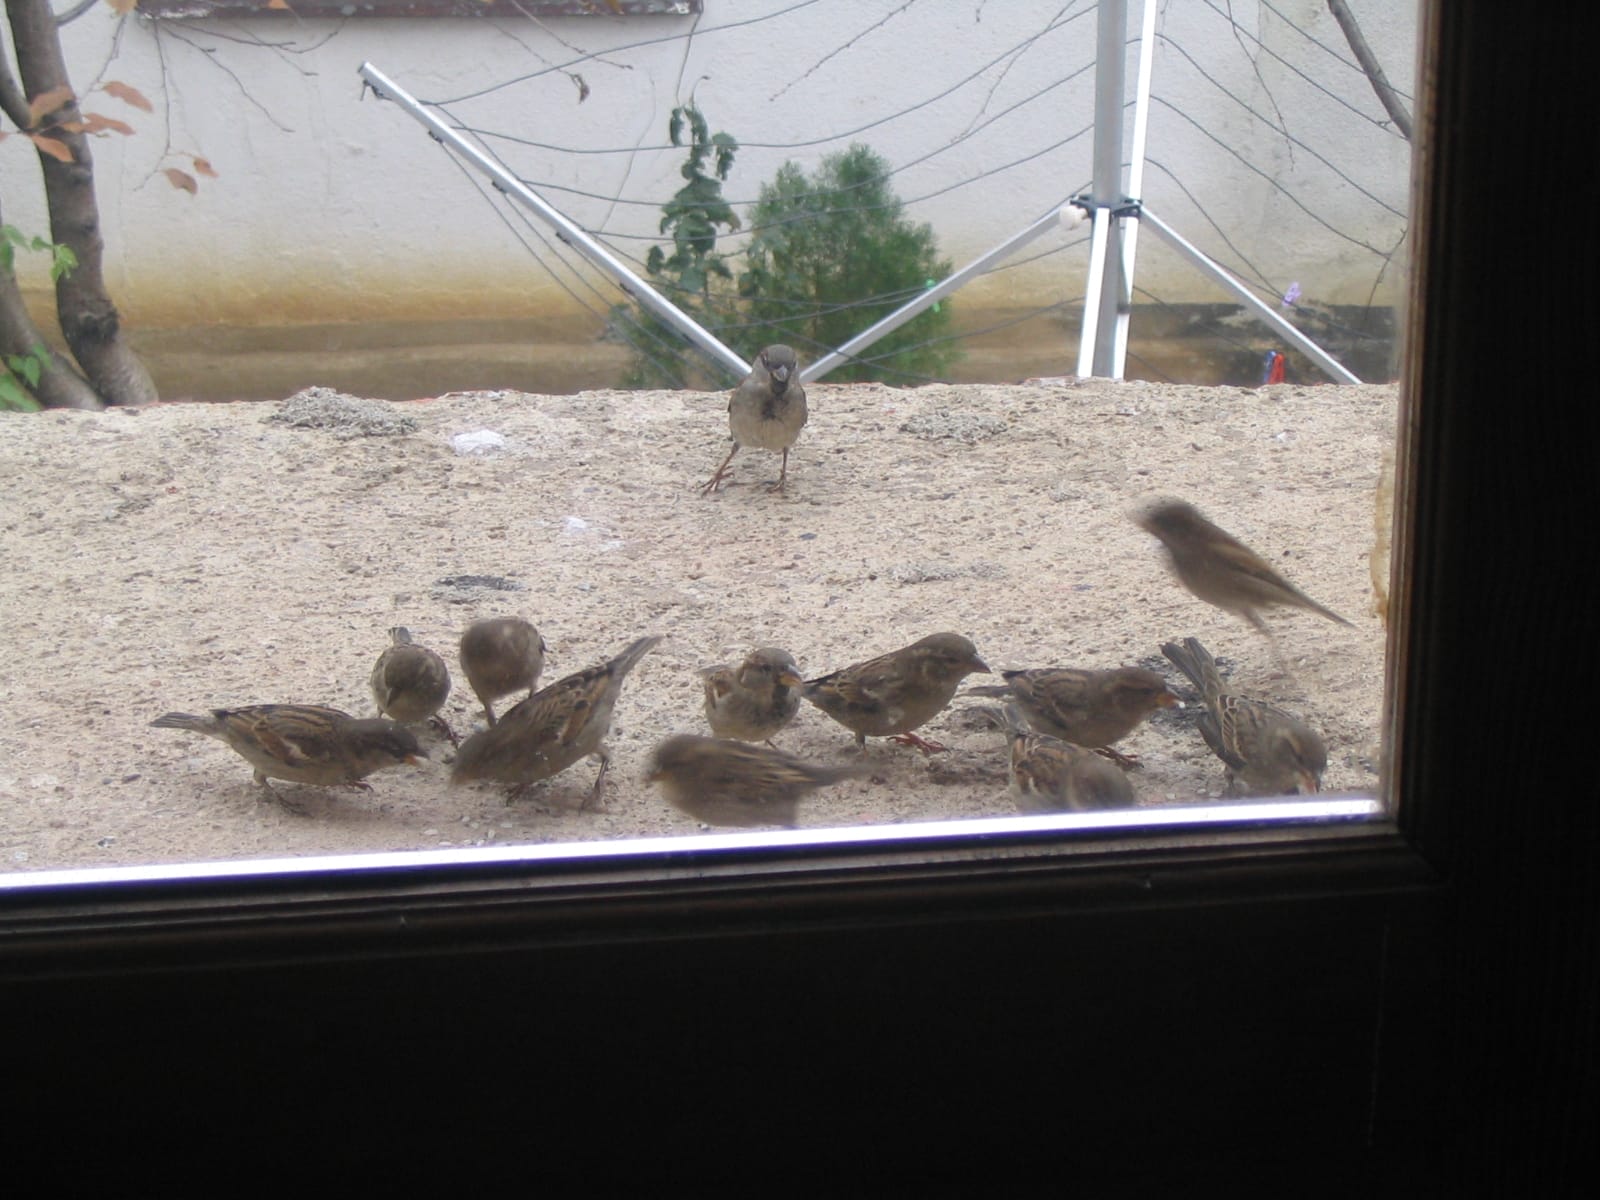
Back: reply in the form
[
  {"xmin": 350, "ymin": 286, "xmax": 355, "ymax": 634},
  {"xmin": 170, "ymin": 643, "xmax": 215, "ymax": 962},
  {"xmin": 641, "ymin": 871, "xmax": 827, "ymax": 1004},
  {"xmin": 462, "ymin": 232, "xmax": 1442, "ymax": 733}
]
[
  {"xmin": 1139, "ymin": 208, "xmax": 1362, "ymax": 384},
  {"xmin": 800, "ymin": 206, "xmax": 1080, "ymax": 384},
  {"xmin": 1080, "ymin": 0, "xmax": 1129, "ymax": 379},
  {"xmin": 357, "ymin": 61, "xmax": 751, "ymax": 380},
  {"xmin": 1111, "ymin": 0, "xmax": 1161, "ymax": 378}
]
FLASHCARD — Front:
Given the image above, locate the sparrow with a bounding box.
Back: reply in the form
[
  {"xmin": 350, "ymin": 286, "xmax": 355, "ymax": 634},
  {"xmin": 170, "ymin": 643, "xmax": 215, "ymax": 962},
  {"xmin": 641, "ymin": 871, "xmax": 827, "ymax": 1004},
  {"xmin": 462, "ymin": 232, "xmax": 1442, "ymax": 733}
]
[
  {"xmin": 647, "ymin": 734, "xmax": 871, "ymax": 829},
  {"xmin": 150, "ymin": 704, "xmax": 425, "ymax": 809},
  {"xmin": 977, "ymin": 704, "xmax": 1136, "ymax": 813},
  {"xmin": 451, "ymin": 635, "xmax": 660, "ymax": 807},
  {"xmin": 701, "ymin": 344, "xmax": 808, "ymax": 494},
  {"xmin": 966, "ymin": 666, "xmax": 1178, "ymax": 765},
  {"xmin": 802, "ymin": 632, "xmax": 991, "ymax": 753},
  {"xmin": 701, "ymin": 647, "xmax": 803, "ymax": 744},
  {"xmin": 459, "ymin": 617, "xmax": 546, "ymax": 726},
  {"xmin": 370, "ymin": 626, "xmax": 456, "ymax": 743},
  {"xmin": 1137, "ymin": 500, "xmax": 1352, "ymax": 633},
  {"xmin": 1160, "ymin": 636, "xmax": 1327, "ymax": 796}
]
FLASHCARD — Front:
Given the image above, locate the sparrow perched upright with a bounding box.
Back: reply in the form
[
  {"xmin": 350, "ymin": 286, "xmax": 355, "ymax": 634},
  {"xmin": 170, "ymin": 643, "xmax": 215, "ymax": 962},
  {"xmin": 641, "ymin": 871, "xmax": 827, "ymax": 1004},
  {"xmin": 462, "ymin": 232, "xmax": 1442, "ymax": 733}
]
[
  {"xmin": 977, "ymin": 704, "xmax": 1136, "ymax": 813},
  {"xmin": 802, "ymin": 632, "xmax": 990, "ymax": 753},
  {"xmin": 451, "ymin": 635, "xmax": 660, "ymax": 808},
  {"xmin": 647, "ymin": 734, "xmax": 871, "ymax": 829},
  {"xmin": 701, "ymin": 344, "xmax": 808, "ymax": 494},
  {"xmin": 1160, "ymin": 636, "xmax": 1327, "ymax": 796},
  {"xmin": 370, "ymin": 627, "xmax": 455, "ymax": 743},
  {"xmin": 150, "ymin": 704, "xmax": 424, "ymax": 809},
  {"xmin": 459, "ymin": 617, "xmax": 546, "ymax": 727},
  {"xmin": 1137, "ymin": 500, "xmax": 1352, "ymax": 633},
  {"xmin": 966, "ymin": 665, "xmax": 1178, "ymax": 765},
  {"xmin": 701, "ymin": 647, "xmax": 804, "ymax": 744}
]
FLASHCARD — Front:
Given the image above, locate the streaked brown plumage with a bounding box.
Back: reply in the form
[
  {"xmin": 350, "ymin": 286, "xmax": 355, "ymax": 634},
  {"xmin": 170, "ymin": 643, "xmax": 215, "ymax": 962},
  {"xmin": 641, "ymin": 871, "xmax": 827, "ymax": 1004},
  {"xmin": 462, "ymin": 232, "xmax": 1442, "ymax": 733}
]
[
  {"xmin": 1137, "ymin": 500, "xmax": 1352, "ymax": 633},
  {"xmin": 150, "ymin": 704, "xmax": 424, "ymax": 809},
  {"xmin": 1160, "ymin": 636, "xmax": 1327, "ymax": 796},
  {"xmin": 451, "ymin": 635, "xmax": 659, "ymax": 807},
  {"xmin": 701, "ymin": 647, "xmax": 803, "ymax": 744},
  {"xmin": 802, "ymin": 632, "xmax": 990, "ymax": 753},
  {"xmin": 371, "ymin": 626, "xmax": 455, "ymax": 743},
  {"xmin": 978, "ymin": 704, "xmax": 1136, "ymax": 813},
  {"xmin": 647, "ymin": 734, "xmax": 871, "ymax": 828},
  {"xmin": 701, "ymin": 344, "xmax": 808, "ymax": 494},
  {"xmin": 459, "ymin": 617, "xmax": 546, "ymax": 726},
  {"xmin": 966, "ymin": 666, "xmax": 1178, "ymax": 763}
]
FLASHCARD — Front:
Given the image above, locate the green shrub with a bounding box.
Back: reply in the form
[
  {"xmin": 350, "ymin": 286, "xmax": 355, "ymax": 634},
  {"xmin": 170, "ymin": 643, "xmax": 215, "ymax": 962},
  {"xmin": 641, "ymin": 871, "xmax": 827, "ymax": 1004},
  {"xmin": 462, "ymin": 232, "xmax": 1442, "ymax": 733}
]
[{"xmin": 738, "ymin": 143, "xmax": 958, "ymax": 383}]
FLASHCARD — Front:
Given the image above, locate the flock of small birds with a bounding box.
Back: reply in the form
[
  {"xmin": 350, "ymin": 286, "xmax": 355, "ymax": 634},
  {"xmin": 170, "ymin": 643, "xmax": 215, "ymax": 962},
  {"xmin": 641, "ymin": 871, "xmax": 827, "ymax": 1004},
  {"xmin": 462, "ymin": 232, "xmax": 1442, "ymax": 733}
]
[{"xmin": 150, "ymin": 346, "xmax": 1358, "ymax": 831}]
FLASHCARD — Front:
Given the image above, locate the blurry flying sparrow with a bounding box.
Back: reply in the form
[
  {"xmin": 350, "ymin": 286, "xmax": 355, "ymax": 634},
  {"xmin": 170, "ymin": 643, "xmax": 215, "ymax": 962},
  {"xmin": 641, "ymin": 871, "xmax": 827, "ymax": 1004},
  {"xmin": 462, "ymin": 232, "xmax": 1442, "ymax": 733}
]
[
  {"xmin": 647, "ymin": 733, "xmax": 871, "ymax": 829},
  {"xmin": 1160, "ymin": 636, "xmax": 1327, "ymax": 796},
  {"xmin": 150, "ymin": 704, "xmax": 425, "ymax": 810},
  {"xmin": 701, "ymin": 647, "xmax": 803, "ymax": 744},
  {"xmin": 701, "ymin": 344, "xmax": 808, "ymax": 495},
  {"xmin": 370, "ymin": 626, "xmax": 456, "ymax": 743},
  {"xmin": 802, "ymin": 632, "xmax": 991, "ymax": 753},
  {"xmin": 966, "ymin": 665, "xmax": 1178, "ymax": 766},
  {"xmin": 978, "ymin": 704, "xmax": 1136, "ymax": 813},
  {"xmin": 459, "ymin": 617, "xmax": 546, "ymax": 726},
  {"xmin": 1137, "ymin": 500, "xmax": 1352, "ymax": 633},
  {"xmin": 451, "ymin": 635, "xmax": 660, "ymax": 808}
]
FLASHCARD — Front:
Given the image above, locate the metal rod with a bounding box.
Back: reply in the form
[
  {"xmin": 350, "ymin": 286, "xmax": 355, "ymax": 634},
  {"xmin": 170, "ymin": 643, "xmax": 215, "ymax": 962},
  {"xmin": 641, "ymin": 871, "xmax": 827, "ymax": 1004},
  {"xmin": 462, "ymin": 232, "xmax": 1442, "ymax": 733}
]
[
  {"xmin": 1082, "ymin": 0, "xmax": 1129, "ymax": 378},
  {"xmin": 358, "ymin": 61, "xmax": 751, "ymax": 379},
  {"xmin": 1141, "ymin": 207, "xmax": 1362, "ymax": 384},
  {"xmin": 1076, "ymin": 205, "xmax": 1112, "ymax": 378},
  {"xmin": 1112, "ymin": 0, "xmax": 1161, "ymax": 379},
  {"xmin": 800, "ymin": 207, "xmax": 1070, "ymax": 384}
]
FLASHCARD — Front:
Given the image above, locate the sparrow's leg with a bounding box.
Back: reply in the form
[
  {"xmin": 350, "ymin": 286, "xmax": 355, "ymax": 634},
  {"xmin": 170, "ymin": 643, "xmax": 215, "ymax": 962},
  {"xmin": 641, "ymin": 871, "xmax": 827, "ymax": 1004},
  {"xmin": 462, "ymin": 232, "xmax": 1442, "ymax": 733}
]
[
  {"xmin": 768, "ymin": 448, "xmax": 790, "ymax": 493},
  {"xmin": 429, "ymin": 715, "xmax": 460, "ymax": 747},
  {"xmin": 890, "ymin": 731, "xmax": 949, "ymax": 754},
  {"xmin": 581, "ymin": 747, "xmax": 612, "ymax": 812},
  {"xmin": 1093, "ymin": 746, "xmax": 1141, "ymax": 769},
  {"xmin": 700, "ymin": 442, "xmax": 741, "ymax": 495}
]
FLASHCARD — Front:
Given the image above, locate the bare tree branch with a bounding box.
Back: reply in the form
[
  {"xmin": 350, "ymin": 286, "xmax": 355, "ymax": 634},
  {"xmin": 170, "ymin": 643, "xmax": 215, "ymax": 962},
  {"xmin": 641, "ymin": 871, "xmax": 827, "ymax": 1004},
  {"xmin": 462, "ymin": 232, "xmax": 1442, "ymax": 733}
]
[{"xmin": 1326, "ymin": 0, "xmax": 1412, "ymax": 140}]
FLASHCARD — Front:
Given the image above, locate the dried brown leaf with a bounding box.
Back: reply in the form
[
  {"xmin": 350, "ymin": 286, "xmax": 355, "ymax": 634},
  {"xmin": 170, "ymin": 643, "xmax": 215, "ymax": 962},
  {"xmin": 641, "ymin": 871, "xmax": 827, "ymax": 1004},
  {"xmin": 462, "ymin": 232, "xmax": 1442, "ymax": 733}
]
[
  {"xmin": 28, "ymin": 134, "xmax": 74, "ymax": 163},
  {"xmin": 105, "ymin": 0, "xmax": 138, "ymax": 12},
  {"xmin": 163, "ymin": 168, "xmax": 198, "ymax": 195},
  {"xmin": 83, "ymin": 112, "xmax": 137, "ymax": 137},
  {"xmin": 103, "ymin": 81, "xmax": 154, "ymax": 114},
  {"xmin": 28, "ymin": 86, "xmax": 75, "ymax": 128},
  {"xmin": 192, "ymin": 157, "xmax": 219, "ymax": 178}
]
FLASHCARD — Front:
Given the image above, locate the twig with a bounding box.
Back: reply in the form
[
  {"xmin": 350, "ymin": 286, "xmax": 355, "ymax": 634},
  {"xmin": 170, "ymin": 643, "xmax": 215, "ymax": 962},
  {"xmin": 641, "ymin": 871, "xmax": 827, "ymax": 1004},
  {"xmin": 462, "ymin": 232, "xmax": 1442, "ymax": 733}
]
[{"xmin": 1326, "ymin": 0, "xmax": 1412, "ymax": 140}]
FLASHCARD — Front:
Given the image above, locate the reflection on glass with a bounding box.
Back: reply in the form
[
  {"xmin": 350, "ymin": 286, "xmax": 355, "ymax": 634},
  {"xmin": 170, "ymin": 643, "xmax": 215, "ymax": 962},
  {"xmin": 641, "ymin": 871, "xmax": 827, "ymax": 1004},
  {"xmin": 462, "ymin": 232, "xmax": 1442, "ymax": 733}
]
[{"xmin": 0, "ymin": 1, "xmax": 1411, "ymax": 878}]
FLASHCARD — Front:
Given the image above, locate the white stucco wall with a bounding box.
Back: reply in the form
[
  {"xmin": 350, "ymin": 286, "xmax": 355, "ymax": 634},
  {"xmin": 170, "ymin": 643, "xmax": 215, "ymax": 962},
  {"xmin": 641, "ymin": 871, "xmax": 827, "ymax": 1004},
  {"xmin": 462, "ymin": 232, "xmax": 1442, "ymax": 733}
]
[{"xmin": 7, "ymin": 1, "xmax": 1416, "ymax": 328}]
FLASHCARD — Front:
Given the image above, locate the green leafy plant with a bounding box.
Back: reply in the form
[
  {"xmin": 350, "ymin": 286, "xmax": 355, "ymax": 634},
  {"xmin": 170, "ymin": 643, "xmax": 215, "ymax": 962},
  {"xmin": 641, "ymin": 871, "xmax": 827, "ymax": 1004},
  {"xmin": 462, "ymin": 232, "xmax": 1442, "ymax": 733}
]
[
  {"xmin": 738, "ymin": 143, "xmax": 959, "ymax": 383},
  {"xmin": 1, "ymin": 225, "xmax": 77, "ymax": 411},
  {"xmin": 610, "ymin": 104, "xmax": 742, "ymax": 389}
]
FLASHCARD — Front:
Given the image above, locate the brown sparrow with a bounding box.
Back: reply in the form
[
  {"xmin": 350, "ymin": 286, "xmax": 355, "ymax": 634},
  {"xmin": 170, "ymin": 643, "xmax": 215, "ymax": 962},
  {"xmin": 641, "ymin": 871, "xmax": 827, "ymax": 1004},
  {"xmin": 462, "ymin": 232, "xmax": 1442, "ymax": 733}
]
[
  {"xmin": 1160, "ymin": 637, "xmax": 1327, "ymax": 796},
  {"xmin": 647, "ymin": 734, "xmax": 871, "ymax": 828},
  {"xmin": 701, "ymin": 647, "xmax": 803, "ymax": 744},
  {"xmin": 459, "ymin": 617, "xmax": 546, "ymax": 726},
  {"xmin": 371, "ymin": 627, "xmax": 456, "ymax": 743},
  {"xmin": 150, "ymin": 705, "xmax": 425, "ymax": 808},
  {"xmin": 451, "ymin": 635, "xmax": 660, "ymax": 807},
  {"xmin": 802, "ymin": 632, "xmax": 991, "ymax": 753},
  {"xmin": 978, "ymin": 705, "xmax": 1136, "ymax": 813},
  {"xmin": 1137, "ymin": 500, "xmax": 1352, "ymax": 633},
  {"xmin": 966, "ymin": 666, "xmax": 1178, "ymax": 765},
  {"xmin": 701, "ymin": 344, "xmax": 808, "ymax": 494}
]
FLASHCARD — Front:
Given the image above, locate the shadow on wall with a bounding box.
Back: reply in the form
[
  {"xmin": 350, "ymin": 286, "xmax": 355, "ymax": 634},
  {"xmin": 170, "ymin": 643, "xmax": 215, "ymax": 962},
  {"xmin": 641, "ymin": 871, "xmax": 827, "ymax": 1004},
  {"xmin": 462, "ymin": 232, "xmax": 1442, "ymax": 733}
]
[{"xmin": 127, "ymin": 303, "xmax": 1399, "ymax": 401}]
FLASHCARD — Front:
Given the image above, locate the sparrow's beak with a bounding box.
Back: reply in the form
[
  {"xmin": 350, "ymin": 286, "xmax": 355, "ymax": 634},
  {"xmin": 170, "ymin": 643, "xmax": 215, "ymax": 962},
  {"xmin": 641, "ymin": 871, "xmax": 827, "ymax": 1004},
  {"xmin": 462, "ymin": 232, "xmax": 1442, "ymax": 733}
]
[
  {"xmin": 1157, "ymin": 690, "xmax": 1181, "ymax": 709},
  {"xmin": 1297, "ymin": 771, "xmax": 1321, "ymax": 795},
  {"xmin": 969, "ymin": 656, "xmax": 992, "ymax": 674},
  {"xmin": 777, "ymin": 669, "xmax": 804, "ymax": 689},
  {"xmin": 769, "ymin": 362, "xmax": 790, "ymax": 392}
]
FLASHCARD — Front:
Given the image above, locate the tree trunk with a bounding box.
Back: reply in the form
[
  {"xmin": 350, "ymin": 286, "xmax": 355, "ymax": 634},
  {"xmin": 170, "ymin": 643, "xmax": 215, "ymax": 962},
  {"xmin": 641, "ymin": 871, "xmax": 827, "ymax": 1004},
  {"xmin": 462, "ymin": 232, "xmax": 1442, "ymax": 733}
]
[
  {"xmin": 5, "ymin": 0, "xmax": 158, "ymax": 407},
  {"xmin": 1, "ymin": 207, "xmax": 102, "ymax": 409}
]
